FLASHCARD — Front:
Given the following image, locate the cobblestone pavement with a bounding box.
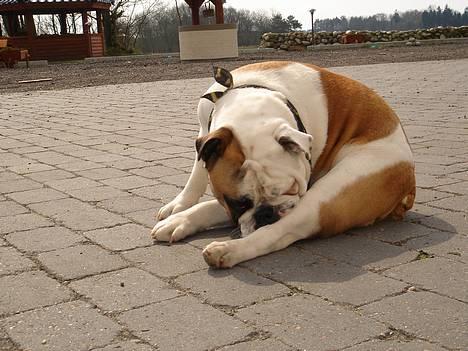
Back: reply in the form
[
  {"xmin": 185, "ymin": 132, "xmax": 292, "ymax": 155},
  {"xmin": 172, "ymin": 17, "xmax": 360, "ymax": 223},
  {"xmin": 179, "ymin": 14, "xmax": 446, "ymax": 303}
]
[{"xmin": 0, "ymin": 59, "xmax": 467, "ymax": 351}]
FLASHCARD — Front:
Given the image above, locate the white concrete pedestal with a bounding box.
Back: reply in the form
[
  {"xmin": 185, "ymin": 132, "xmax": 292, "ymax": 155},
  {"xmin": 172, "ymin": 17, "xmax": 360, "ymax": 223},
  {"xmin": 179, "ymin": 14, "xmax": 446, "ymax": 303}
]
[{"xmin": 179, "ymin": 24, "xmax": 238, "ymax": 60}]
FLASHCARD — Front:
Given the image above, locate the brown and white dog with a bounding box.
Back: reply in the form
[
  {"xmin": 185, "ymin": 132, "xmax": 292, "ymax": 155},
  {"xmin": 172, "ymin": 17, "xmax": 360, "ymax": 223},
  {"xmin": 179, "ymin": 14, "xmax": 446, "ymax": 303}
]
[{"xmin": 151, "ymin": 61, "xmax": 416, "ymax": 268}]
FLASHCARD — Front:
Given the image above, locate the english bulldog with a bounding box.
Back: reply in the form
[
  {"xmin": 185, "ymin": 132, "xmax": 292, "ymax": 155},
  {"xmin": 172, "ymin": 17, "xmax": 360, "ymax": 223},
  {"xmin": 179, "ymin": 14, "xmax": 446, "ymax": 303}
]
[{"xmin": 151, "ymin": 61, "xmax": 416, "ymax": 268}]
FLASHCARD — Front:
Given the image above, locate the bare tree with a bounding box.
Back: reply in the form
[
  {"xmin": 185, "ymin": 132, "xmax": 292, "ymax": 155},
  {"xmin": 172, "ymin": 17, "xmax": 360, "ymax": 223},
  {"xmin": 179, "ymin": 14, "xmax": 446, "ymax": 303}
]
[{"xmin": 106, "ymin": 0, "xmax": 161, "ymax": 53}]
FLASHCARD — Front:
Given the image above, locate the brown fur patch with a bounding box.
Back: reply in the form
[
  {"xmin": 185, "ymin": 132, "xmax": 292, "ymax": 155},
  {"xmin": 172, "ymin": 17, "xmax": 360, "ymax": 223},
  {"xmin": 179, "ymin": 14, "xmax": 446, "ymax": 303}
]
[
  {"xmin": 199, "ymin": 128, "xmax": 246, "ymax": 212},
  {"xmin": 307, "ymin": 65, "xmax": 400, "ymax": 180},
  {"xmin": 234, "ymin": 61, "xmax": 292, "ymax": 72},
  {"xmin": 318, "ymin": 161, "xmax": 416, "ymax": 237}
]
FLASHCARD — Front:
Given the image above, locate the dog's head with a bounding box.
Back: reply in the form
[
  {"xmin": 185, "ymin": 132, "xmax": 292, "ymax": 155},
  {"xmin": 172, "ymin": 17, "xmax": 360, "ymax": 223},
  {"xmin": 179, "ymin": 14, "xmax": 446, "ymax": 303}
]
[{"xmin": 197, "ymin": 83, "xmax": 312, "ymax": 235}]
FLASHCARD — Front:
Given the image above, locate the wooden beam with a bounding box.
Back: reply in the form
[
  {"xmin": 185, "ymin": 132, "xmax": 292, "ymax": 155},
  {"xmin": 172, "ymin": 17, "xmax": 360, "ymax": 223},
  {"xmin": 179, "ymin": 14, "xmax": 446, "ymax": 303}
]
[
  {"xmin": 214, "ymin": 0, "xmax": 224, "ymax": 24},
  {"xmin": 0, "ymin": 2, "xmax": 111, "ymax": 14}
]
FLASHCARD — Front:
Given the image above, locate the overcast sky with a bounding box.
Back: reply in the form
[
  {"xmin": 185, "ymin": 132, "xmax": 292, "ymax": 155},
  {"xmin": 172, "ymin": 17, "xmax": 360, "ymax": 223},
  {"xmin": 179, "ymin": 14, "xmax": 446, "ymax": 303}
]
[{"xmin": 224, "ymin": 0, "xmax": 468, "ymax": 29}]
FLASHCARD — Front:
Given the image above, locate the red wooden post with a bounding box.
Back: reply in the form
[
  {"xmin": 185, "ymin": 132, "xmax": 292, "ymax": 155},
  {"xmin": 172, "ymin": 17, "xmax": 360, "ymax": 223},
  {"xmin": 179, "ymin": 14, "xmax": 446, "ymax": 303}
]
[
  {"xmin": 59, "ymin": 13, "xmax": 67, "ymax": 34},
  {"xmin": 82, "ymin": 11, "xmax": 89, "ymax": 34},
  {"xmin": 82, "ymin": 11, "xmax": 91, "ymax": 56},
  {"xmin": 24, "ymin": 11, "xmax": 35, "ymax": 58},
  {"xmin": 191, "ymin": 4, "xmax": 200, "ymax": 25},
  {"xmin": 214, "ymin": 0, "xmax": 224, "ymax": 24}
]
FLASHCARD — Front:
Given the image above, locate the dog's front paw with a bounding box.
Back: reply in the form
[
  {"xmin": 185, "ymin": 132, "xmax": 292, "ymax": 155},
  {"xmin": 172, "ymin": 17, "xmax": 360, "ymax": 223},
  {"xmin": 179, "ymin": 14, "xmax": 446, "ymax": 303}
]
[
  {"xmin": 157, "ymin": 197, "xmax": 195, "ymax": 220},
  {"xmin": 202, "ymin": 241, "xmax": 240, "ymax": 268},
  {"xmin": 151, "ymin": 213, "xmax": 197, "ymax": 243}
]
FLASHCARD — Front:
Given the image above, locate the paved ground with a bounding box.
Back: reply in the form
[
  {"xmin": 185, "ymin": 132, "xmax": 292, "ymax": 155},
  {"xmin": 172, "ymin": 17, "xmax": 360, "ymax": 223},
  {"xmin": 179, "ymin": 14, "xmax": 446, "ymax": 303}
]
[
  {"xmin": 2, "ymin": 41, "xmax": 468, "ymax": 94},
  {"xmin": 0, "ymin": 59, "xmax": 467, "ymax": 351}
]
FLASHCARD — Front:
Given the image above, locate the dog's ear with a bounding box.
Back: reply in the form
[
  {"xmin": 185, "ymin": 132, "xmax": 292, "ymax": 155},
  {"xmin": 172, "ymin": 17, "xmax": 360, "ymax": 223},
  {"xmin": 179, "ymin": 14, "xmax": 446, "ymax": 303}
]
[
  {"xmin": 201, "ymin": 91, "xmax": 225, "ymax": 103},
  {"xmin": 213, "ymin": 66, "xmax": 234, "ymax": 88},
  {"xmin": 196, "ymin": 127, "xmax": 233, "ymax": 169},
  {"xmin": 274, "ymin": 124, "xmax": 313, "ymax": 160}
]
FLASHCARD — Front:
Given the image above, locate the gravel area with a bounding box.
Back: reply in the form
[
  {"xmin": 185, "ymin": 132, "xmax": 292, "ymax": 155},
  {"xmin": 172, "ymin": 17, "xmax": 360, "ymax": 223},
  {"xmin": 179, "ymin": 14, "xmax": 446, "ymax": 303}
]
[{"xmin": 1, "ymin": 41, "xmax": 467, "ymax": 94}]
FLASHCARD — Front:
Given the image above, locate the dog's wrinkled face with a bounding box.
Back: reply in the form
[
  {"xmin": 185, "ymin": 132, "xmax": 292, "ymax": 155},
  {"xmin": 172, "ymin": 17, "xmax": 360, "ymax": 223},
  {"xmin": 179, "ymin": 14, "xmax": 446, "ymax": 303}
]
[{"xmin": 197, "ymin": 121, "xmax": 312, "ymax": 235}]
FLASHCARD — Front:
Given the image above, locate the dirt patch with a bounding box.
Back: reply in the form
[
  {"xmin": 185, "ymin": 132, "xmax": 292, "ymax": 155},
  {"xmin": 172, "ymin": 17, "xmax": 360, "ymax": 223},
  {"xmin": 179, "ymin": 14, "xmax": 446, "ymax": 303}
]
[{"xmin": 1, "ymin": 42, "xmax": 467, "ymax": 94}]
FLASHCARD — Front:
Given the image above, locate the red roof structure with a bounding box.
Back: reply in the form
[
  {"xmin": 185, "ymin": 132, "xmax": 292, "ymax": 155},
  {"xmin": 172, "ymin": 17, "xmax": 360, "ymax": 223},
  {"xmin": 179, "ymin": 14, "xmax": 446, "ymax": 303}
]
[{"xmin": 0, "ymin": 0, "xmax": 113, "ymax": 61}]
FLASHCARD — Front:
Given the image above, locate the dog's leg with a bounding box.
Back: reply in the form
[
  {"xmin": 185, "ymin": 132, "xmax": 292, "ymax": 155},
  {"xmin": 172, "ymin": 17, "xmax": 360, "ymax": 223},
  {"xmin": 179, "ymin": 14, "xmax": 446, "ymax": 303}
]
[
  {"xmin": 152, "ymin": 199, "xmax": 229, "ymax": 243},
  {"xmin": 203, "ymin": 154, "xmax": 415, "ymax": 268},
  {"xmin": 158, "ymin": 129, "xmax": 209, "ymax": 220}
]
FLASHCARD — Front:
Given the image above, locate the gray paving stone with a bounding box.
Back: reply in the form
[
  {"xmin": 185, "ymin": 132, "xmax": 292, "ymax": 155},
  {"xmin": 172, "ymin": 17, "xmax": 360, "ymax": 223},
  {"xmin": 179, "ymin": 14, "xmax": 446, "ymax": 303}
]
[
  {"xmin": 101, "ymin": 175, "xmax": 158, "ymax": 190},
  {"xmin": 97, "ymin": 196, "xmax": 162, "ymax": 214},
  {"xmin": 29, "ymin": 198, "xmax": 129, "ymax": 231},
  {"xmin": 298, "ymin": 235, "xmax": 415, "ymax": 271},
  {"xmin": 125, "ymin": 208, "xmax": 158, "ymax": 228},
  {"xmin": 404, "ymin": 231, "xmax": 466, "ymax": 262},
  {"xmin": 76, "ymin": 167, "xmax": 129, "ymax": 180},
  {"xmin": 5, "ymin": 226, "xmax": 84, "ymax": 253},
  {"xmin": 70, "ymin": 268, "xmax": 180, "ymax": 312},
  {"xmin": 428, "ymin": 195, "xmax": 468, "ymax": 212},
  {"xmin": 405, "ymin": 203, "xmax": 445, "ymax": 220},
  {"xmin": 0, "ymin": 201, "xmax": 28, "ymax": 217},
  {"xmin": 0, "ymin": 179, "xmax": 42, "ymax": 193},
  {"xmin": 0, "ymin": 172, "xmax": 23, "ymax": 183},
  {"xmin": 8, "ymin": 162, "xmax": 54, "ymax": 174},
  {"xmin": 414, "ymin": 188, "xmax": 452, "ymax": 204},
  {"xmin": 0, "ymin": 246, "xmax": 36, "ymax": 276},
  {"xmin": 436, "ymin": 180, "xmax": 468, "ymax": 195},
  {"xmin": 26, "ymin": 169, "xmax": 75, "ymax": 182},
  {"xmin": 384, "ymin": 257, "xmax": 467, "ymax": 301},
  {"xmin": 27, "ymin": 151, "xmax": 80, "ymax": 165},
  {"xmin": 350, "ymin": 220, "xmax": 437, "ymax": 243},
  {"xmin": 46, "ymin": 177, "xmax": 102, "ymax": 191},
  {"xmin": 236, "ymin": 294, "xmax": 386, "ymax": 351},
  {"xmin": 38, "ymin": 244, "xmax": 127, "ymax": 280},
  {"xmin": 0, "ymin": 213, "xmax": 52, "ymax": 234},
  {"xmin": 414, "ymin": 173, "xmax": 459, "ymax": 189},
  {"xmin": 103, "ymin": 158, "xmax": 150, "ymax": 170},
  {"xmin": 176, "ymin": 267, "xmax": 290, "ymax": 307},
  {"xmin": 159, "ymin": 173, "xmax": 190, "ymax": 187},
  {"xmin": 58, "ymin": 160, "xmax": 102, "ymax": 172},
  {"xmin": 0, "ymin": 327, "xmax": 17, "ymax": 351},
  {"xmin": 414, "ymin": 211, "xmax": 467, "ymax": 234},
  {"xmin": 361, "ymin": 292, "xmax": 467, "ymax": 350},
  {"xmin": 6, "ymin": 187, "xmax": 68, "ymax": 204},
  {"xmin": 243, "ymin": 246, "xmax": 407, "ymax": 306},
  {"xmin": 0, "ymin": 154, "xmax": 32, "ymax": 167},
  {"xmin": 0, "ymin": 271, "xmax": 72, "ymax": 315},
  {"xmin": 450, "ymin": 171, "xmax": 468, "ymax": 181},
  {"xmin": 65, "ymin": 186, "xmax": 127, "ymax": 202},
  {"xmin": 129, "ymin": 165, "xmax": 184, "ymax": 179},
  {"xmin": 130, "ymin": 183, "xmax": 181, "ymax": 202},
  {"xmin": 217, "ymin": 339, "xmax": 293, "ymax": 351},
  {"xmin": 84, "ymin": 223, "xmax": 152, "ymax": 251},
  {"xmin": 119, "ymin": 296, "xmax": 251, "ymax": 351},
  {"xmin": 93, "ymin": 340, "xmax": 154, "ymax": 351},
  {"xmin": 344, "ymin": 339, "xmax": 446, "ymax": 351},
  {"xmin": 4, "ymin": 301, "xmax": 122, "ymax": 351},
  {"xmin": 123, "ymin": 244, "xmax": 206, "ymax": 278},
  {"xmin": 157, "ymin": 157, "xmax": 194, "ymax": 169}
]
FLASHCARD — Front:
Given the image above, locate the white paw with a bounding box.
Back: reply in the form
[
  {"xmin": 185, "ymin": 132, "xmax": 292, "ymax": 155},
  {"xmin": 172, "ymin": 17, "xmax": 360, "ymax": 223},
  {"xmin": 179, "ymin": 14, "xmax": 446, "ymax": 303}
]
[
  {"xmin": 202, "ymin": 241, "xmax": 240, "ymax": 268},
  {"xmin": 157, "ymin": 197, "xmax": 195, "ymax": 220},
  {"xmin": 151, "ymin": 213, "xmax": 197, "ymax": 243}
]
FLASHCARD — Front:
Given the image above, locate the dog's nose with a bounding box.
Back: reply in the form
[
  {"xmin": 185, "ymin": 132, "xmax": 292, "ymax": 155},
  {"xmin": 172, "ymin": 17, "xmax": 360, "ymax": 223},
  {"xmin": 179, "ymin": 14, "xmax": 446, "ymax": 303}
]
[{"xmin": 253, "ymin": 205, "xmax": 280, "ymax": 229}]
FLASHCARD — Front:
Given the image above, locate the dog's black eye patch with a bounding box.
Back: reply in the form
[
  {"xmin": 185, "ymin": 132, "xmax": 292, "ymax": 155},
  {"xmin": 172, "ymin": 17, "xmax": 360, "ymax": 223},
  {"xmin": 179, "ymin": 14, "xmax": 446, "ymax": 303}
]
[{"xmin": 224, "ymin": 195, "xmax": 253, "ymax": 224}]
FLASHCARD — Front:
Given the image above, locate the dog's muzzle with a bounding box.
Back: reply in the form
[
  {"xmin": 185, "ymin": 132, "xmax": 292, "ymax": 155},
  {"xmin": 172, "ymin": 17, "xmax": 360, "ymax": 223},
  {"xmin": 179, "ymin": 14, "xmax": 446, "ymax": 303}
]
[{"xmin": 253, "ymin": 204, "xmax": 281, "ymax": 229}]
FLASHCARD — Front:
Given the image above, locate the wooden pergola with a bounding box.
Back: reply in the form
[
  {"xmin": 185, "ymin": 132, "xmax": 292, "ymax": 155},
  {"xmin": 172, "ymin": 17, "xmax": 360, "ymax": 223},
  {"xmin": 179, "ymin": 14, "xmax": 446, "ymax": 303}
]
[
  {"xmin": 0, "ymin": 0, "xmax": 113, "ymax": 61},
  {"xmin": 185, "ymin": 0, "xmax": 225, "ymax": 25}
]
